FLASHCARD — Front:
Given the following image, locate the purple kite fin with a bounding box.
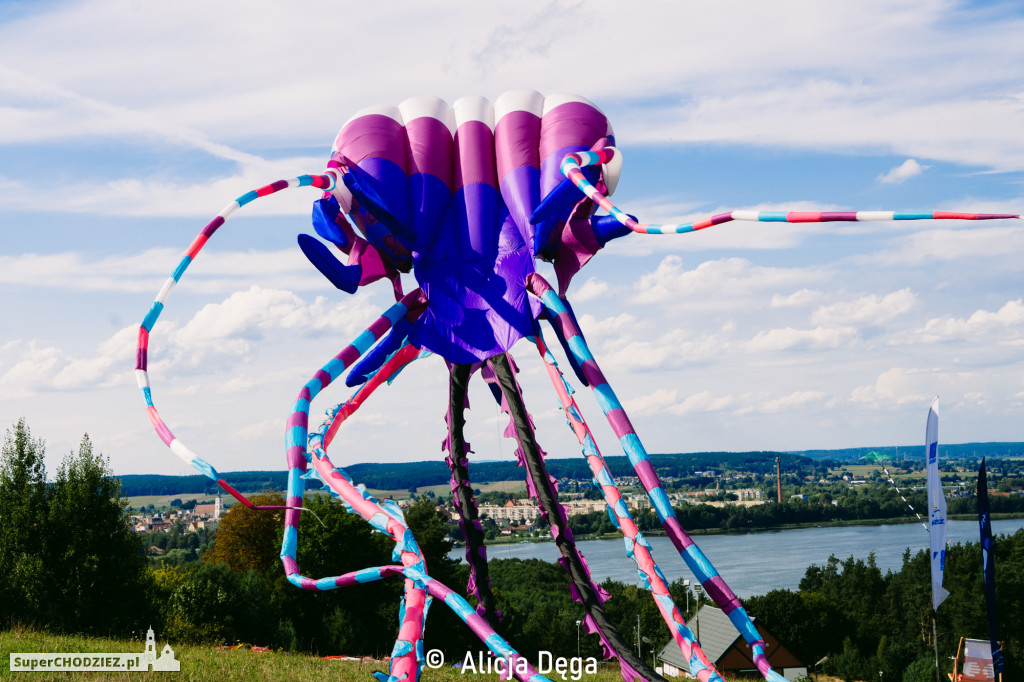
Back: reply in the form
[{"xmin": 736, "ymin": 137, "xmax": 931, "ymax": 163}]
[
  {"xmin": 591, "ymin": 214, "xmax": 632, "ymax": 246},
  {"xmin": 297, "ymin": 234, "xmax": 361, "ymax": 294},
  {"xmin": 311, "ymin": 196, "xmax": 351, "ymax": 249},
  {"xmin": 530, "ymin": 166, "xmax": 601, "ymax": 255},
  {"xmin": 342, "ymin": 165, "xmax": 416, "ymax": 243}
]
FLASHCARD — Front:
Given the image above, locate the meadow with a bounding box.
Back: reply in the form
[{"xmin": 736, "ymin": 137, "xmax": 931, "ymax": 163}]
[{"xmin": 1, "ymin": 628, "xmax": 627, "ymax": 681}]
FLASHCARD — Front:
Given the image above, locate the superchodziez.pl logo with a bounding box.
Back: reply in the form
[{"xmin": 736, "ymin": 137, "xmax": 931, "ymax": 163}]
[{"xmin": 9, "ymin": 627, "xmax": 180, "ymax": 673}]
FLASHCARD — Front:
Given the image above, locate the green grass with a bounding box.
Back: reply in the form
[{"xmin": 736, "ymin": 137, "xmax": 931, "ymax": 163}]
[{"xmin": 1, "ymin": 628, "xmax": 624, "ymax": 681}]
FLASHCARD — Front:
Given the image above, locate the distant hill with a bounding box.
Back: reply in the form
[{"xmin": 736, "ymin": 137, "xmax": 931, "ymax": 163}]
[
  {"xmin": 789, "ymin": 442, "xmax": 1024, "ymax": 463},
  {"xmin": 119, "ymin": 443, "xmax": 1024, "ymax": 497},
  {"xmin": 118, "ymin": 451, "xmax": 811, "ymax": 497}
]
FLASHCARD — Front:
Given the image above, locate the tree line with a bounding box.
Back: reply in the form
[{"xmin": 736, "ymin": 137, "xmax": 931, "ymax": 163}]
[{"xmin": 119, "ymin": 451, "xmax": 824, "ymax": 497}]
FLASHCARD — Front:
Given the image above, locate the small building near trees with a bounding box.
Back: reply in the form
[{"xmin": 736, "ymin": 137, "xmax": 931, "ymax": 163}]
[{"xmin": 657, "ymin": 606, "xmax": 806, "ymax": 680}]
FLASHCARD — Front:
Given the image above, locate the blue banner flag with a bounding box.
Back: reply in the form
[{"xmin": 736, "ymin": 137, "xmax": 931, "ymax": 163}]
[{"xmin": 978, "ymin": 458, "xmax": 1005, "ymax": 674}]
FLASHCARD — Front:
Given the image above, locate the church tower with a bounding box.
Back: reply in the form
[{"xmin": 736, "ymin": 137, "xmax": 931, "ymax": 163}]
[{"xmin": 145, "ymin": 627, "xmax": 157, "ymax": 666}]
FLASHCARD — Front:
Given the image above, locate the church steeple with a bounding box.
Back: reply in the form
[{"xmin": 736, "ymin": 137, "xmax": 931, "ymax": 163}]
[{"xmin": 145, "ymin": 627, "xmax": 156, "ymax": 664}]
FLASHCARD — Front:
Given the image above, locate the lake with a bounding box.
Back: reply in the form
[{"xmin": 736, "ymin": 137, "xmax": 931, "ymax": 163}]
[{"xmin": 450, "ymin": 519, "xmax": 1024, "ymax": 598}]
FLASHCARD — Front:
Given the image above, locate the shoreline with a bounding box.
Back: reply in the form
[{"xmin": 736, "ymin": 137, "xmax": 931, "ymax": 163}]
[{"xmin": 467, "ymin": 512, "xmax": 1024, "ymax": 547}]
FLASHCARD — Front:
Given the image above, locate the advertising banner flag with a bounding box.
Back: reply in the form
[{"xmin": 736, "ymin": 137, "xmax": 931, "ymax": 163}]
[{"xmin": 926, "ymin": 397, "xmax": 948, "ymax": 611}]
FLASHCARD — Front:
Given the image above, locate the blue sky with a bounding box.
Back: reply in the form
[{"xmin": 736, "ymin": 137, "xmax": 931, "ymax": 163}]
[{"xmin": 2, "ymin": 0, "xmax": 1023, "ymax": 477}]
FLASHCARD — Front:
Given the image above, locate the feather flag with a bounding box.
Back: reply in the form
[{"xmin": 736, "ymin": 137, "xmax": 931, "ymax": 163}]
[{"xmin": 926, "ymin": 397, "xmax": 949, "ymax": 611}]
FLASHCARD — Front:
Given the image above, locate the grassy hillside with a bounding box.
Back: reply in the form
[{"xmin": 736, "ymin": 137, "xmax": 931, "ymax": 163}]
[{"xmin": 1, "ymin": 628, "xmax": 625, "ymax": 681}]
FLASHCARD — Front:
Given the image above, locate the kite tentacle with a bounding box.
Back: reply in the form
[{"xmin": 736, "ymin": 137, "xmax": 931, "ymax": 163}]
[
  {"xmin": 527, "ymin": 273, "xmax": 787, "ymax": 682},
  {"xmin": 135, "ymin": 171, "xmax": 339, "ymax": 504},
  {"xmin": 531, "ymin": 332, "xmax": 726, "ymax": 682},
  {"xmin": 443, "ymin": 363, "xmax": 501, "ymax": 629},
  {"xmin": 282, "ymin": 339, "xmax": 549, "ymax": 682},
  {"xmin": 482, "ymin": 352, "xmax": 664, "ymax": 682},
  {"xmin": 560, "ymin": 148, "xmax": 1021, "ymax": 235},
  {"xmin": 278, "ymin": 291, "xmax": 425, "ymax": 682}
]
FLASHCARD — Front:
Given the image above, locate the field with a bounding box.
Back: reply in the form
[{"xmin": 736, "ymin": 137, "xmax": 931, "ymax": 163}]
[
  {"xmin": 126, "ymin": 480, "xmax": 527, "ymax": 512},
  {"xmin": 2, "ymin": 628, "xmax": 628, "ymax": 681}
]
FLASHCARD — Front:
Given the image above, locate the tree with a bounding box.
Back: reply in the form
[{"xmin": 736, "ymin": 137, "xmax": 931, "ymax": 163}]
[
  {"xmin": 0, "ymin": 418, "xmax": 48, "ymax": 625},
  {"xmin": 204, "ymin": 491, "xmax": 284, "ymax": 574},
  {"xmin": 44, "ymin": 434, "xmax": 147, "ymax": 633}
]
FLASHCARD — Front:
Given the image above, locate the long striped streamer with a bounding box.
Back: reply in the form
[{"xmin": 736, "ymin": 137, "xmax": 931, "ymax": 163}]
[
  {"xmin": 560, "ymin": 148, "xmax": 1021, "ymax": 234},
  {"xmin": 531, "ymin": 331, "xmax": 725, "ymax": 682},
  {"xmin": 528, "ymin": 272, "xmax": 787, "ymax": 682}
]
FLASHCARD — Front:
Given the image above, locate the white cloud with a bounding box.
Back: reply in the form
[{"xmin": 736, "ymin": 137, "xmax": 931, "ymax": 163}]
[
  {"xmin": 917, "ymin": 299, "xmax": 1024, "ymax": 341},
  {"xmin": 572, "ymin": 277, "xmax": 612, "ymax": 303},
  {"xmin": 600, "ymin": 329, "xmax": 728, "ymax": 371},
  {"xmin": 633, "ymin": 256, "xmax": 825, "ymax": 306},
  {"xmin": 624, "ymin": 388, "xmax": 736, "ymax": 416},
  {"xmin": 0, "ymin": 343, "xmax": 64, "ymax": 399},
  {"xmin": 878, "ymin": 159, "xmax": 928, "ymax": 184},
  {"xmin": 52, "ymin": 326, "xmax": 137, "ymax": 390},
  {"xmin": 747, "ymin": 326, "xmax": 858, "ymax": 352},
  {"xmin": 811, "ymin": 289, "xmax": 917, "ymax": 326},
  {"xmin": 174, "ymin": 285, "xmax": 379, "ymax": 355},
  {"xmin": 0, "ymin": 325, "xmax": 136, "ymax": 399},
  {"xmin": 758, "ymin": 390, "xmax": 830, "ymax": 414},
  {"xmin": 232, "ymin": 418, "xmax": 280, "ymax": 441},
  {"xmin": 771, "ymin": 289, "xmax": 823, "ymax": 308},
  {"xmin": 668, "ymin": 390, "xmax": 736, "ymax": 416},
  {"xmin": 0, "ymin": 248, "xmax": 330, "ymax": 293},
  {"xmin": 575, "ymin": 313, "xmax": 640, "ymax": 345},
  {"xmin": 623, "ymin": 388, "xmax": 678, "ymax": 414},
  {"xmin": 859, "ymin": 225, "xmax": 1024, "ymax": 266},
  {"xmin": 850, "ymin": 367, "xmax": 933, "ymax": 407}
]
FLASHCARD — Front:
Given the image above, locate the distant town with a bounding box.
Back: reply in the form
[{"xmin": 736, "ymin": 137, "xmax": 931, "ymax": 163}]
[{"xmin": 125, "ymin": 445, "xmax": 1024, "ymax": 548}]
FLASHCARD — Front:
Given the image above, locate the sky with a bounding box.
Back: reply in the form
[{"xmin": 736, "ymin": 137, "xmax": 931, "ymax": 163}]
[{"xmin": 1, "ymin": 0, "xmax": 1023, "ymax": 478}]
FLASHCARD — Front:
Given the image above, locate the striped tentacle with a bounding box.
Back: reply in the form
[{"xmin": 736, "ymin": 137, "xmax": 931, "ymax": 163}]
[
  {"xmin": 481, "ymin": 353, "xmax": 662, "ymax": 682},
  {"xmin": 531, "ymin": 332, "xmax": 726, "ymax": 682},
  {"xmin": 527, "ymin": 273, "xmax": 787, "ymax": 682},
  {"xmin": 279, "ymin": 292, "xmax": 425, "ymax": 681},
  {"xmin": 283, "ymin": 342, "xmax": 548, "ymax": 682},
  {"xmin": 135, "ymin": 172, "xmax": 338, "ymax": 495},
  {"xmin": 560, "ymin": 148, "xmax": 1021, "ymax": 234}
]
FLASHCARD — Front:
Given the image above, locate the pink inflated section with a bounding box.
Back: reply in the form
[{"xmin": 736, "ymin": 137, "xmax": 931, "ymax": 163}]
[{"xmin": 324, "ymin": 93, "xmax": 613, "ymax": 365}]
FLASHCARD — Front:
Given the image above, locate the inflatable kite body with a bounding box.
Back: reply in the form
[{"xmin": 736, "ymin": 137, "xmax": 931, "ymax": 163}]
[{"xmin": 136, "ymin": 91, "xmax": 1021, "ymax": 682}]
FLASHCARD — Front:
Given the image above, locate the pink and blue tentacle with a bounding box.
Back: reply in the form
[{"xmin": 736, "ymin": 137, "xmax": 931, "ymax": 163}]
[
  {"xmin": 282, "ymin": 330, "xmax": 551, "ymax": 682},
  {"xmin": 559, "ymin": 147, "xmax": 1021, "ymax": 236},
  {"xmin": 530, "ymin": 331, "xmax": 726, "ymax": 682},
  {"xmin": 135, "ymin": 172, "xmax": 338, "ymax": 502},
  {"xmin": 528, "ymin": 273, "xmax": 787, "ymax": 682}
]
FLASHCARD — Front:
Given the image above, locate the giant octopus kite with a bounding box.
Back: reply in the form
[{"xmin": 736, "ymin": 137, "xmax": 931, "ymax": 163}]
[{"xmin": 136, "ymin": 92, "xmax": 1020, "ymax": 682}]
